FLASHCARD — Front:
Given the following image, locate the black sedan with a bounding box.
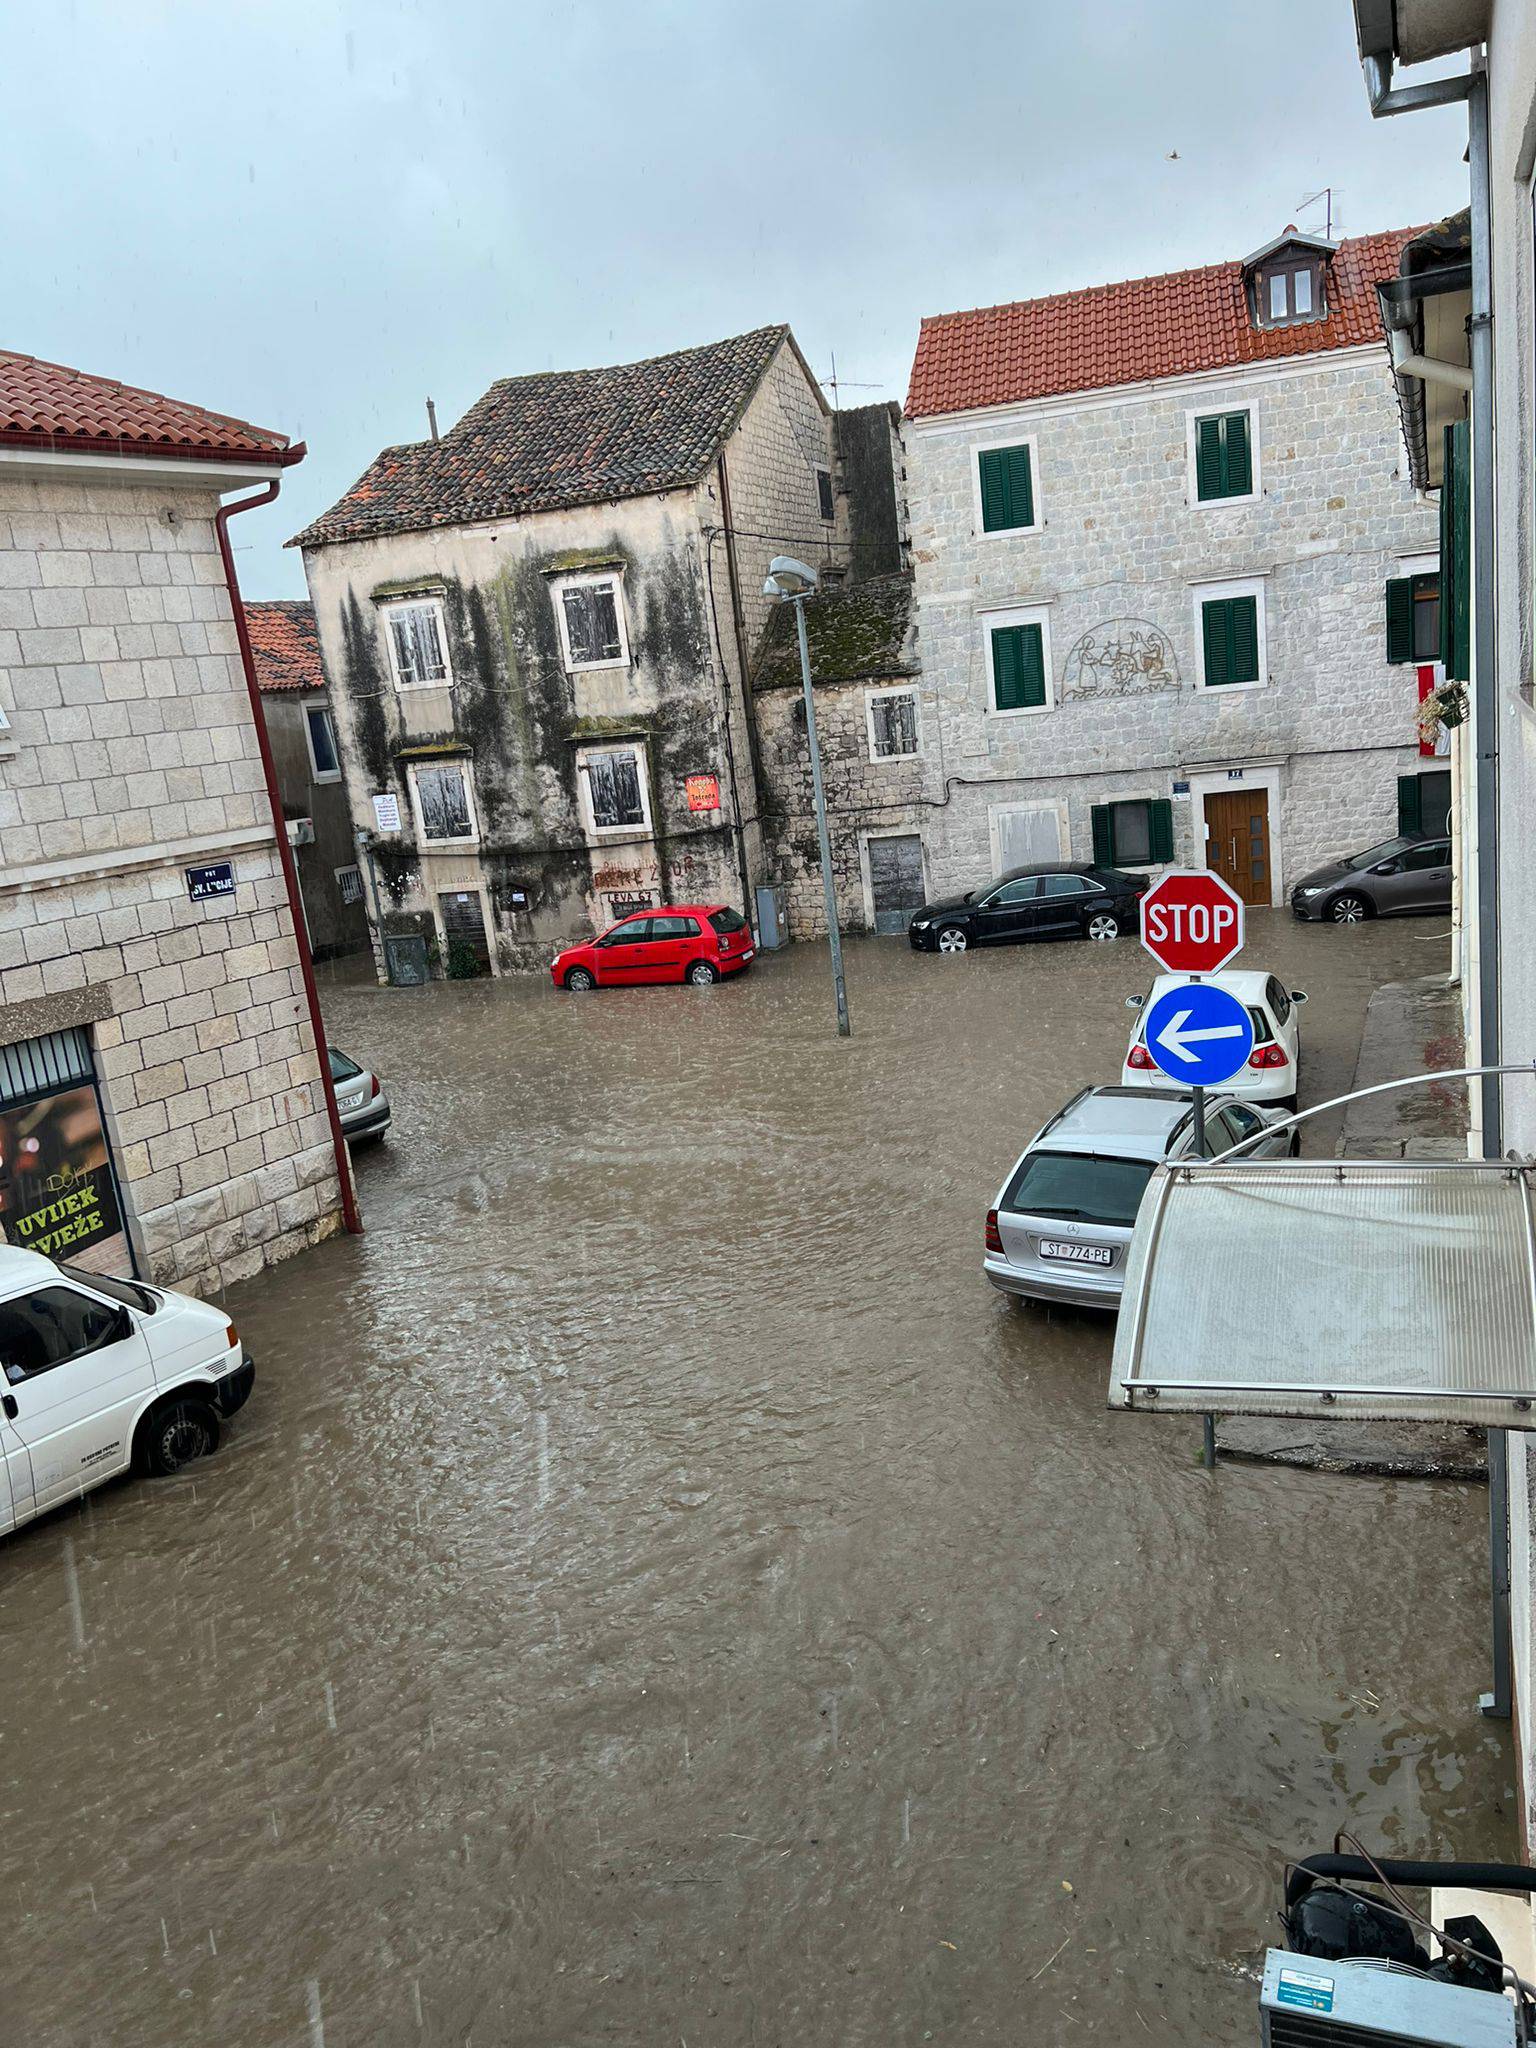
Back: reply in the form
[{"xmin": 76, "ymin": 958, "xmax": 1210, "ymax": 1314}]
[{"xmin": 908, "ymin": 863, "xmax": 1149, "ymax": 953}]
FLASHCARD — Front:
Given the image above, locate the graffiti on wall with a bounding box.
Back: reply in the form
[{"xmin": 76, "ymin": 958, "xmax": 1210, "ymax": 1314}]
[{"xmin": 1061, "ymin": 620, "xmax": 1180, "ymax": 700}]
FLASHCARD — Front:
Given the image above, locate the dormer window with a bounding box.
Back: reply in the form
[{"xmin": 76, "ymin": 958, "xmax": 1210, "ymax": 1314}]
[{"xmin": 1244, "ymin": 230, "xmax": 1332, "ymax": 332}]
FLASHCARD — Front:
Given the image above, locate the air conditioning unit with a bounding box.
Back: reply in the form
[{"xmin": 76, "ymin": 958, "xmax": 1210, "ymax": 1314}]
[
  {"xmin": 1260, "ymin": 1950, "xmax": 1518, "ymax": 2046},
  {"xmin": 286, "ymin": 817, "xmax": 315, "ymax": 847}
]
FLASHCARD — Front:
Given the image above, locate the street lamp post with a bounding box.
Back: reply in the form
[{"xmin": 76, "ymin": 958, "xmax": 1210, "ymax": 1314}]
[{"xmin": 764, "ymin": 557, "xmax": 850, "ymax": 1038}]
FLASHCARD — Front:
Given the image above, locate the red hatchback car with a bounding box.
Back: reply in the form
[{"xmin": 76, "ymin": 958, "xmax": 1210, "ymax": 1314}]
[{"xmin": 551, "ymin": 904, "xmax": 755, "ymax": 992}]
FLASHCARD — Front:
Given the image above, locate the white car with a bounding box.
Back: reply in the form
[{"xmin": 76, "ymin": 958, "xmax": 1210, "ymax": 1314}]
[
  {"xmin": 1121, "ymin": 969, "xmax": 1307, "ymax": 1108},
  {"xmin": 0, "ymin": 1246, "xmax": 253, "ymax": 1537}
]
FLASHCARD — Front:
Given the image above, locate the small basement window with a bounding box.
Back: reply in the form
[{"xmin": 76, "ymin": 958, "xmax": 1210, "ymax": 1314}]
[{"xmin": 336, "ymin": 865, "xmax": 364, "ymax": 905}]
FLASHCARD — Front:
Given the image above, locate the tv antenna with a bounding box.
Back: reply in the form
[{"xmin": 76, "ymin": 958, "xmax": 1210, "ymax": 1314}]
[{"xmin": 1297, "ymin": 186, "xmax": 1335, "ymax": 241}]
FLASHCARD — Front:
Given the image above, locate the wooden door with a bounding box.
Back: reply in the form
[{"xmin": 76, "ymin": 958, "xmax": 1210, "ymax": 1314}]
[
  {"xmin": 868, "ymin": 835, "xmax": 926, "ymax": 934},
  {"xmin": 1204, "ymin": 790, "xmax": 1271, "ymax": 906}
]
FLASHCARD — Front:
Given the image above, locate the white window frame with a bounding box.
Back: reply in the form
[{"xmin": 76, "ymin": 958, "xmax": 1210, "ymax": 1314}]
[
  {"xmin": 380, "ymin": 596, "xmax": 452, "ymax": 693},
  {"xmin": 1191, "ymin": 576, "xmax": 1268, "ymax": 693},
  {"xmin": 406, "ymin": 758, "xmax": 480, "ymax": 846},
  {"xmin": 303, "ymin": 700, "xmax": 341, "ymax": 784},
  {"xmin": 576, "ymin": 742, "xmax": 653, "ymax": 840},
  {"xmin": 1184, "ymin": 404, "xmax": 1262, "ymax": 509},
  {"xmin": 864, "ymin": 685, "xmax": 921, "ymax": 762},
  {"xmin": 981, "ymin": 602, "xmax": 1054, "ymax": 717},
  {"xmin": 970, "ymin": 432, "xmax": 1044, "ymax": 539},
  {"xmin": 552, "ymin": 571, "xmax": 631, "ymax": 674},
  {"xmin": 335, "ymin": 864, "xmax": 364, "ymax": 905}
]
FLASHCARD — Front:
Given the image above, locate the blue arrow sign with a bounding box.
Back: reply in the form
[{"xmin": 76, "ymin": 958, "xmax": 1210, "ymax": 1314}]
[{"xmin": 1142, "ymin": 980, "xmax": 1254, "ymax": 1088}]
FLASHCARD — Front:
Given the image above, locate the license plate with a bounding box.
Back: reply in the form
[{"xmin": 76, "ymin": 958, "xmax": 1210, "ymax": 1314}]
[
  {"xmin": 1037, "ymin": 1240, "xmax": 1113, "ymax": 1266},
  {"xmin": 337, "ymin": 1091, "xmax": 364, "ymax": 1112}
]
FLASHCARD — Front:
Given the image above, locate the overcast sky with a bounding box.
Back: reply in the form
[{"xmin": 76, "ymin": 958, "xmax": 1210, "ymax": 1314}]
[{"xmin": 13, "ymin": 1, "xmax": 1468, "ymax": 597}]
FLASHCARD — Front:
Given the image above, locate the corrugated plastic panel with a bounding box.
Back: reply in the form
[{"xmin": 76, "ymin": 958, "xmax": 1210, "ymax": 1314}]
[{"xmin": 1109, "ymin": 1161, "xmax": 1536, "ymax": 1426}]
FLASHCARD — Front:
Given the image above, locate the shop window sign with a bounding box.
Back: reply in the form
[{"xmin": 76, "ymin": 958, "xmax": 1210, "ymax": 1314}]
[{"xmin": 0, "ymin": 1083, "xmax": 131, "ymax": 1274}]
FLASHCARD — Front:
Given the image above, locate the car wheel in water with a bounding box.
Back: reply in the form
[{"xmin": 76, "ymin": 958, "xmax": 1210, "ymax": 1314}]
[
  {"xmin": 1086, "ymin": 913, "xmax": 1121, "ymax": 941},
  {"xmin": 140, "ymin": 1398, "xmax": 220, "ymax": 1478},
  {"xmin": 937, "ymin": 926, "xmax": 968, "ymax": 954},
  {"xmin": 1329, "ymin": 894, "xmax": 1368, "ymax": 925},
  {"xmin": 564, "ymin": 966, "xmax": 597, "ymax": 991},
  {"xmin": 687, "ymin": 960, "xmax": 718, "ymax": 986}
]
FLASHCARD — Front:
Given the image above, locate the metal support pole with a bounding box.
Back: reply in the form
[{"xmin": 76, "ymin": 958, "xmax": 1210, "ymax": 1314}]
[
  {"xmin": 1202, "ymin": 1413, "xmax": 1217, "ymax": 1471},
  {"xmin": 793, "ymin": 595, "xmax": 850, "ymax": 1038},
  {"xmin": 1468, "ymin": 65, "xmax": 1511, "ymax": 1722},
  {"xmin": 1192, "ymin": 1084, "xmax": 1206, "ymax": 1158}
]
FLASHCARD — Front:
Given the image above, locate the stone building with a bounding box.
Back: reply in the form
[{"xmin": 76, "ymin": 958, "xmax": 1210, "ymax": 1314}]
[
  {"xmin": 246, "ymin": 600, "xmax": 370, "ymax": 961},
  {"xmin": 890, "ymin": 228, "xmax": 1442, "ymax": 923},
  {"xmin": 291, "ymin": 327, "xmax": 895, "ymax": 974},
  {"xmin": 752, "ymin": 572, "xmax": 922, "ymax": 934},
  {"xmin": 0, "ymin": 350, "xmax": 350, "ymax": 1292}
]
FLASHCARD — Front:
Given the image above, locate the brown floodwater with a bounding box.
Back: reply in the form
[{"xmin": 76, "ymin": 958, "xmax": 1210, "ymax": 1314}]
[{"xmin": 0, "ymin": 911, "xmax": 1510, "ymax": 2046}]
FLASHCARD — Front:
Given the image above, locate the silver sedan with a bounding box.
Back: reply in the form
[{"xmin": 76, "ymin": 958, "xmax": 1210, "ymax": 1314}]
[{"xmin": 329, "ymin": 1046, "xmax": 391, "ymax": 1143}]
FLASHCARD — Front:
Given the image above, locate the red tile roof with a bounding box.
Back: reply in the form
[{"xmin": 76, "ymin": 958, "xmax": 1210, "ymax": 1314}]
[
  {"xmin": 245, "ymin": 599, "xmax": 324, "ymax": 693},
  {"xmin": 906, "ymin": 228, "xmax": 1420, "ymax": 418},
  {"xmin": 0, "ymin": 349, "xmax": 292, "ymax": 463}
]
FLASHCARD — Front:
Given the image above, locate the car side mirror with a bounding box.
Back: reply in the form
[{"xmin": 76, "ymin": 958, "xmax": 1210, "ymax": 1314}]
[
  {"xmin": 112, "ymin": 1306, "xmax": 135, "ymax": 1343},
  {"xmin": 1289, "ymin": 989, "xmax": 1308, "ymax": 1004},
  {"xmin": 1125, "ymin": 994, "xmax": 1145, "ymax": 1010},
  {"xmin": 1372, "ymin": 860, "xmax": 1400, "ymax": 876}
]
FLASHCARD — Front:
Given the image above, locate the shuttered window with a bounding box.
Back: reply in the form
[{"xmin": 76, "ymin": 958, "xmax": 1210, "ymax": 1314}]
[
  {"xmin": 1091, "ymin": 799, "xmax": 1175, "ymax": 868},
  {"xmin": 978, "ymin": 445, "xmax": 1036, "ymax": 533},
  {"xmin": 1201, "ymin": 595, "xmax": 1261, "ymax": 686},
  {"xmin": 1193, "ymin": 412, "xmax": 1253, "ymax": 501},
  {"xmin": 1440, "ymin": 420, "xmax": 1471, "ymax": 681},
  {"xmin": 990, "ymin": 623, "xmax": 1047, "ymax": 710},
  {"xmin": 1386, "ymin": 574, "xmax": 1441, "ymax": 664}
]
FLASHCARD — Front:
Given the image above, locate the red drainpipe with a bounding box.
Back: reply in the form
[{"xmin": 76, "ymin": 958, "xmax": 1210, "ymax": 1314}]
[{"xmin": 214, "ymin": 461, "xmax": 363, "ymax": 1238}]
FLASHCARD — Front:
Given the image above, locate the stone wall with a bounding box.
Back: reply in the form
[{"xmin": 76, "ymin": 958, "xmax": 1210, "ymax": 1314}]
[
  {"xmin": 903, "ymin": 348, "xmax": 1440, "ymax": 902},
  {"xmin": 0, "ymin": 470, "xmax": 345, "ymax": 1292}
]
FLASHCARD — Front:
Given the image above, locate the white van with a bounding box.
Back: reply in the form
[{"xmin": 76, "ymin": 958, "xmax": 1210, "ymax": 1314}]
[{"xmin": 0, "ymin": 1245, "xmax": 254, "ymax": 1538}]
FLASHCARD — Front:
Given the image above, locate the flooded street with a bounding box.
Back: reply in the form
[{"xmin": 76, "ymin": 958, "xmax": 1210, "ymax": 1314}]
[{"xmin": 0, "ymin": 912, "xmax": 1510, "ymax": 2046}]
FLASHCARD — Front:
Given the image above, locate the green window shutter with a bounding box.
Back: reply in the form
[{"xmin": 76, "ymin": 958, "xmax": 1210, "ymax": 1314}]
[
  {"xmin": 1397, "ymin": 774, "xmax": 1423, "ymax": 835},
  {"xmin": 991, "ymin": 623, "xmax": 1046, "ymax": 709},
  {"xmin": 1202, "ymin": 599, "xmax": 1231, "ymax": 686},
  {"xmin": 1440, "ymin": 419, "xmax": 1470, "ymax": 681},
  {"xmin": 1147, "ymin": 798, "xmax": 1175, "ymax": 863},
  {"xmin": 1223, "ymin": 411, "xmax": 1252, "ymax": 496},
  {"xmin": 1194, "ymin": 417, "xmax": 1224, "ymax": 501},
  {"xmin": 1195, "ymin": 412, "xmax": 1251, "ymax": 500},
  {"xmin": 978, "ymin": 445, "xmax": 1035, "ymax": 532},
  {"xmin": 1202, "ymin": 596, "xmax": 1260, "ymax": 685},
  {"xmin": 1385, "ymin": 577, "xmax": 1416, "ymax": 664},
  {"xmin": 1229, "ymin": 595, "xmax": 1259, "ymax": 682},
  {"xmin": 1091, "ymin": 804, "xmax": 1115, "ymax": 866}
]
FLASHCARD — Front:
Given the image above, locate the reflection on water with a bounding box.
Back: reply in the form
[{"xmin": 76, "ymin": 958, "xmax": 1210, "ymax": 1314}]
[{"xmin": 0, "ymin": 913, "xmax": 1507, "ymax": 2046}]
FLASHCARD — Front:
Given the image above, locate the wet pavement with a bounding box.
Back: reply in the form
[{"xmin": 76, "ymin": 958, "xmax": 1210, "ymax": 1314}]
[{"xmin": 0, "ymin": 909, "xmax": 1511, "ymax": 2046}]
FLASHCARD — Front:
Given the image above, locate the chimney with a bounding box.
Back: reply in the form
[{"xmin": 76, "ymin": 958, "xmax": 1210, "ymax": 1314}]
[{"xmin": 426, "ymin": 397, "xmax": 440, "ymax": 443}]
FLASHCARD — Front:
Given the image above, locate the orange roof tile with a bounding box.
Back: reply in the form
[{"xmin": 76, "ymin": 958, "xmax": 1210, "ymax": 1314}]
[
  {"xmin": 906, "ymin": 228, "xmax": 1419, "ymax": 418},
  {"xmin": 0, "ymin": 349, "xmax": 290, "ymax": 461},
  {"xmin": 245, "ymin": 599, "xmax": 324, "ymax": 693}
]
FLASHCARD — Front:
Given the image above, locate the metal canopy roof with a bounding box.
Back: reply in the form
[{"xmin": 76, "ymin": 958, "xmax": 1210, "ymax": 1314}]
[{"xmin": 1108, "ymin": 1160, "xmax": 1536, "ymax": 1426}]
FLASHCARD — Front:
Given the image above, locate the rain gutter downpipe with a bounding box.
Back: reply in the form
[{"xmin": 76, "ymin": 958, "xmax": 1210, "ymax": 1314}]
[
  {"xmin": 214, "ymin": 463, "xmax": 363, "ymax": 1241},
  {"xmin": 1363, "ymin": 41, "xmax": 1505, "ymax": 1716}
]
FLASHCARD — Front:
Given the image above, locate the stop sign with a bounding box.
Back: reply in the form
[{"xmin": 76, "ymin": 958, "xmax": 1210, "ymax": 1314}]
[{"xmin": 1139, "ymin": 867, "xmax": 1245, "ymax": 976}]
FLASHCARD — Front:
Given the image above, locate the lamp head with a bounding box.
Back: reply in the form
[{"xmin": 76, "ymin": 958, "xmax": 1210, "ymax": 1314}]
[{"xmin": 763, "ymin": 555, "xmax": 819, "ymax": 601}]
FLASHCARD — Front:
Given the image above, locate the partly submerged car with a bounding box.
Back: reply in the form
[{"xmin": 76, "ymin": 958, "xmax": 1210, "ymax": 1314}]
[
  {"xmin": 908, "ymin": 864, "xmax": 1148, "ymax": 952},
  {"xmin": 552, "ymin": 905, "xmax": 755, "ymax": 991}
]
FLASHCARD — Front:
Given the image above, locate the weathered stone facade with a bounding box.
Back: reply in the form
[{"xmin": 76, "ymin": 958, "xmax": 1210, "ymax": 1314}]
[
  {"xmin": 901, "ymin": 347, "xmax": 1441, "ymax": 909},
  {"xmin": 295, "ymin": 331, "xmax": 862, "ymax": 973},
  {"xmin": 0, "ymin": 459, "xmax": 345, "ymax": 1295}
]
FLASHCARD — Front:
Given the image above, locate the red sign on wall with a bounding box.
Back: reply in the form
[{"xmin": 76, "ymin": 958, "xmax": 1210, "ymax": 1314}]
[{"xmin": 685, "ymin": 774, "xmax": 720, "ymax": 813}]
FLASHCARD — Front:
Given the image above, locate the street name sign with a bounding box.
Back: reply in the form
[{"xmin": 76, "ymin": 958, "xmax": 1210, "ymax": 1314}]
[
  {"xmin": 1139, "ymin": 867, "xmax": 1245, "ymax": 977},
  {"xmin": 1142, "ymin": 980, "xmax": 1254, "ymax": 1088}
]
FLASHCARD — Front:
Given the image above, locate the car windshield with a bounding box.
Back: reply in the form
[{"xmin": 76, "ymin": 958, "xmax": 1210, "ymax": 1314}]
[
  {"xmin": 1344, "ymin": 835, "xmax": 1418, "ymax": 871},
  {"xmin": 55, "ymin": 1264, "xmax": 159, "ymax": 1314},
  {"xmin": 329, "ymin": 1048, "xmax": 362, "ymax": 1082},
  {"xmin": 1002, "ymin": 1150, "xmax": 1156, "ymax": 1228}
]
